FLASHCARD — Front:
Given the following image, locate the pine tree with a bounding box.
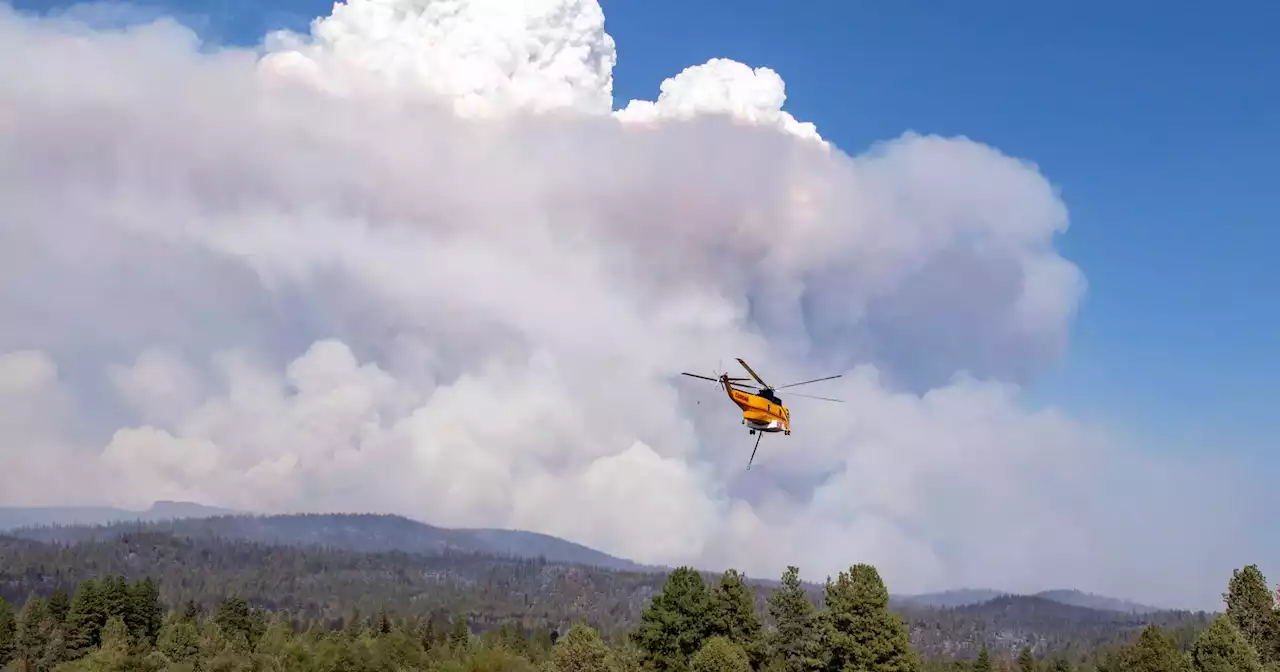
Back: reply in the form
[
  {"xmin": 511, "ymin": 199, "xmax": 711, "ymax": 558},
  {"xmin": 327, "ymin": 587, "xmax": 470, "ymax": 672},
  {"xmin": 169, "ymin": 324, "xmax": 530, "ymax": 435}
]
[
  {"xmin": 553, "ymin": 622, "xmax": 616, "ymax": 672},
  {"xmin": 503, "ymin": 623, "xmax": 534, "ymax": 657},
  {"xmin": 158, "ymin": 617, "xmax": 202, "ymax": 665},
  {"xmin": 974, "ymin": 646, "xmax": 993, "ymax": 672},
  {"xmin": 129, "ymin": 576, "xmax": 163, "ymax": 646},
  {"xmin": 181, "ymin": 600, "xmax": 201, "ymax": 624},
  {"xmin": 43, "ymin": 621, "xmax": 68, "ymax": 668},
  {"xmin": 46, "ymin": 589, "xmax": 70, "ymax": 627},
  {"xmin": 530, "ymin": 626, "xmax": 558, "ymax": 658},
  {"xmin": 377, "ymin": 606, "xmax": 393, "ymax": 635},
  {"xmin": 16, "ymin": 595, "xmax": 53, "ymax": 670},
  {"xmin": 0, "ymin": 597, "xmax": 15, "ymax": 667},
  {"xmin": 450, "ymin": 614, "xmax": 471, "ymax": 651},
  {"xmin": 632, "ymin": 566, "xmax": 714, "ymax": 672},
  {"xmin": 765, "ymin": 566, "xmax": 826, "ymax": 672},
  {"xmin": 1018, "ymin": 647, "xmax": 1036, "ymax": 672},
  {"xmin": 255, "ymin": 613, "xmax": 296, "ymax": 658},
  {"xmin": 88, "ymin": 615, "xmax": 134, "ymax": 668},
  {"xmin": 1226, "ymin": 565, "xmax": 1278, "ymax": 665},
  {"xmin": 418, "ymin": 614, "xmax": 439, "ymax": 652},
  {"xmin": 64, "ymin": 578, "xmax": 106, "ymax": 656},
  {"xmin": 1114, "ymin": 625, "xmax": 1190, "ymax": 672},
  {"xmin": 100, "ymin": 575, "xmax": 131, "ymax": 622},
  {"xmin": 693, "ymin": 636, "xmax": 752, "ymax": 672},
  {"xmin": 199, "ymin": 618, "xmax": 242, "ymax": 662},
  {"xmin": 709, "ymin": 570, "xmax": 763, "ymax": 666},
  {"xmin": 822, "ymin": 564, "xmax": 920, "ymax": 672},
  {"xmin": 213, "ymin": 596, "xmax": 258, "ymax": 650},
  {"xmin": 1192, "ymin": 614, "xmax": 1262, "ymax": 672}
]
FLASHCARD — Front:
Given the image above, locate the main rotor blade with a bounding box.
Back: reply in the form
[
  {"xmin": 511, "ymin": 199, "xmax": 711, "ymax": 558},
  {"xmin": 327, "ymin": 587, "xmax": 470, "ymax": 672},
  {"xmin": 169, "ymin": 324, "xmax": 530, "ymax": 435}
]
[
  {"xmin": 775, "ymin": 374, "xmax": 842, "ymax": 390},
  {"xmin": 735, "ymin": 358, "xmax": 770, "ymax": 389},
  {"xmin": 746, "ymin": 431, "xmax": 763, "ymax": 471},
  {"xmin": 682, "ymin": 372, "xmax": 752, "ymax": 381},
  {"xmin": 787, "ymin": 392, "xmax": 844, "ymax": 403}
]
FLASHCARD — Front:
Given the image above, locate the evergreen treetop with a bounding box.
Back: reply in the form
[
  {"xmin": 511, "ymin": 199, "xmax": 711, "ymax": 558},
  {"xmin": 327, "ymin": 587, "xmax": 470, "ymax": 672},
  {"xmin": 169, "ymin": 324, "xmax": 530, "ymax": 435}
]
[{"xmin": 823, "ymin": 564, "xmax": 920, "ymax": 672}]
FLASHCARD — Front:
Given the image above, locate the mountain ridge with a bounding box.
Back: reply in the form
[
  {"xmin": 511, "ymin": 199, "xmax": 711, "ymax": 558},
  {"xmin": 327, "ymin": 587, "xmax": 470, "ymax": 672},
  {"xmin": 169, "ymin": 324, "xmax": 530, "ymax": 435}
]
[
  {"xmin": 897, "ymin": 587, "xmax": 1164, "ymax": 614},
  {"xmin": 1, "ymin": 504, "xmax": 1167, "ymax": 612},
  {"xmin": 2, "ymin": 508, "xmax": 654, "ymax": 573},
  {"xmin": 0, "ymin": 500, "xmax": 238, "ymax": 529}
]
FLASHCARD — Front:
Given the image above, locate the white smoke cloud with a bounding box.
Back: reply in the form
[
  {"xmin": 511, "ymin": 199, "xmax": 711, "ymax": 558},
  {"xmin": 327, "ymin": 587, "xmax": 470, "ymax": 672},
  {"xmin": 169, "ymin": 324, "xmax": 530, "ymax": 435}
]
[
  {"xmin": 614, "ymin": 58, "xmax": 823, "ymax": 143},
  {"xmin": 0, "ymin": 0, "xmax": 1266, "ymax": 611},
  {"xmin": 259, "ymin": 0, "xmax": 616, "ymax": 115}
]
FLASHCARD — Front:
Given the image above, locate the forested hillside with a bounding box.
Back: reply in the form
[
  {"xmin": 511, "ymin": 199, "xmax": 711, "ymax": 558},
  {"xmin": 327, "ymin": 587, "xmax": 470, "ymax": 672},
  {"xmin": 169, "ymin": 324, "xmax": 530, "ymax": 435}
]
[
  {"xmin": 0, "ymin": 530, "xmax": 1272, "ymax": 672},
  {"xmin": 0, "ymin": 514, "xmax": 1172, "ymax": 615},
  {"xmin": 0, "ymin": 529, "xmax": 1230, "ymax": 667}
]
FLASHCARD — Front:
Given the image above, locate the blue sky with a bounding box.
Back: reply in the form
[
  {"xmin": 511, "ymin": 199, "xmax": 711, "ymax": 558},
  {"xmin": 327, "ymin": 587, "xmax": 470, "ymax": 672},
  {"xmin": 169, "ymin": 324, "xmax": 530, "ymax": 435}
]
[{"xmin": 15, "ymin": 0, "xmax": 1278, "ymax": 458}]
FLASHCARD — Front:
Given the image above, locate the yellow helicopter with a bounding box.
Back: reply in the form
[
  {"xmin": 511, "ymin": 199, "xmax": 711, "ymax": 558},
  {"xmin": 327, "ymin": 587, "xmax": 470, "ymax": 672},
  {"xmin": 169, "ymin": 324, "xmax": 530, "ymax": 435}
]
[{"xmin": 682, "ymin": 358, "xmax": 843, "ymax": 470}]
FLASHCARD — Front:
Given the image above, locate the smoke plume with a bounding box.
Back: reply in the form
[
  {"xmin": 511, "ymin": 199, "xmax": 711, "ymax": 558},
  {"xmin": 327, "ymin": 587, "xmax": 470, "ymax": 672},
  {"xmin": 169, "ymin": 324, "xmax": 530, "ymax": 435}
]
[{"xmin": 0, "ymin": 0, "xmax": 1264, "ymax": 610}]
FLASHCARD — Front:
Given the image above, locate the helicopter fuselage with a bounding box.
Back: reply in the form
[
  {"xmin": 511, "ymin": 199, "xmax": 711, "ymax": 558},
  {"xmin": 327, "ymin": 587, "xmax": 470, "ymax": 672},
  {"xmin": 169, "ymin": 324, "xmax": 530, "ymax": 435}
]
[{"xmin": 725, "ymin": 380, "xmax": 790, "ymax": 434}]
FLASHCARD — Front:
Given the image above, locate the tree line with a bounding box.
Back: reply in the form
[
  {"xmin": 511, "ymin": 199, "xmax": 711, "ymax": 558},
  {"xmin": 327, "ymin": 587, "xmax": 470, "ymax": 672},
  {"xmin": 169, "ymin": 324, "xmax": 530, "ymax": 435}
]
[{"xmin": 0, "ymin": 559, "xmax": 1276, "ymax": 672}]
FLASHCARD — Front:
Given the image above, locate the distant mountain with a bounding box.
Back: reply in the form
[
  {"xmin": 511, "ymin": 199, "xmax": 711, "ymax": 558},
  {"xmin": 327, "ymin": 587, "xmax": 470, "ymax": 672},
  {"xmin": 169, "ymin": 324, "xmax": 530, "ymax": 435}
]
[
  {"xmin": 896, "ymin": 588, "xmax": 1008, "ymax": 609},
  {"xmin": 902, "ymin": 594, "xmax": 1207, "ymax": 657},
  {"xmin": 459, "ymin": 526, "xmax": 658, "ymax": 572},
  {"xmin": 896, "ymin": 587, "xmax": 1163, "ymax": 614},
  {"xmin": 0, "ymin": 501, "xmax": 238, "ymax": 530},
  {"xmin": 5, "ymin": 512, "xmax": 654, "ymax": 573},
  {"xmin": 1032, "ymin": 589, "xmax": 1162, "ymax": 614}
]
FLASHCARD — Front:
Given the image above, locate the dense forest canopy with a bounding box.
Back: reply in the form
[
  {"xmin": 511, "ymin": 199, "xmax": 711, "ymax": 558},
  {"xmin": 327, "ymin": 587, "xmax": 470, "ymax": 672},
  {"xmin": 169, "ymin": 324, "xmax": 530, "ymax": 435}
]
[
  {"xmin": 0, "ymin": 524, "xmax": 1269, "ymax": 670},
  {"xmin": 0, "ymin": 513, "xmax": 1180, "ymax": 612},
  {"xmin": 1, "ymin": 522, "xmax": 1273, "ymax": 672}
]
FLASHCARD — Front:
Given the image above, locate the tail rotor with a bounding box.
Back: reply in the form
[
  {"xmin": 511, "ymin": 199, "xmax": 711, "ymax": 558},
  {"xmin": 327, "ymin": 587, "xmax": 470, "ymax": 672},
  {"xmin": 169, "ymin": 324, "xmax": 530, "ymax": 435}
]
[{"xmin": 682, "ymin": 361, "xmax": 751, "ymax": 394}]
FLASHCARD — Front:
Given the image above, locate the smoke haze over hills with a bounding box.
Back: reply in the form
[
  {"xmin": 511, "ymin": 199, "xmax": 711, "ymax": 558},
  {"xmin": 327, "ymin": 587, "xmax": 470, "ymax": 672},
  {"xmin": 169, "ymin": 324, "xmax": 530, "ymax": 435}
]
[{"xmin": 0, "ymin": 509, "xmax": 1168, "ymax": 613}]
